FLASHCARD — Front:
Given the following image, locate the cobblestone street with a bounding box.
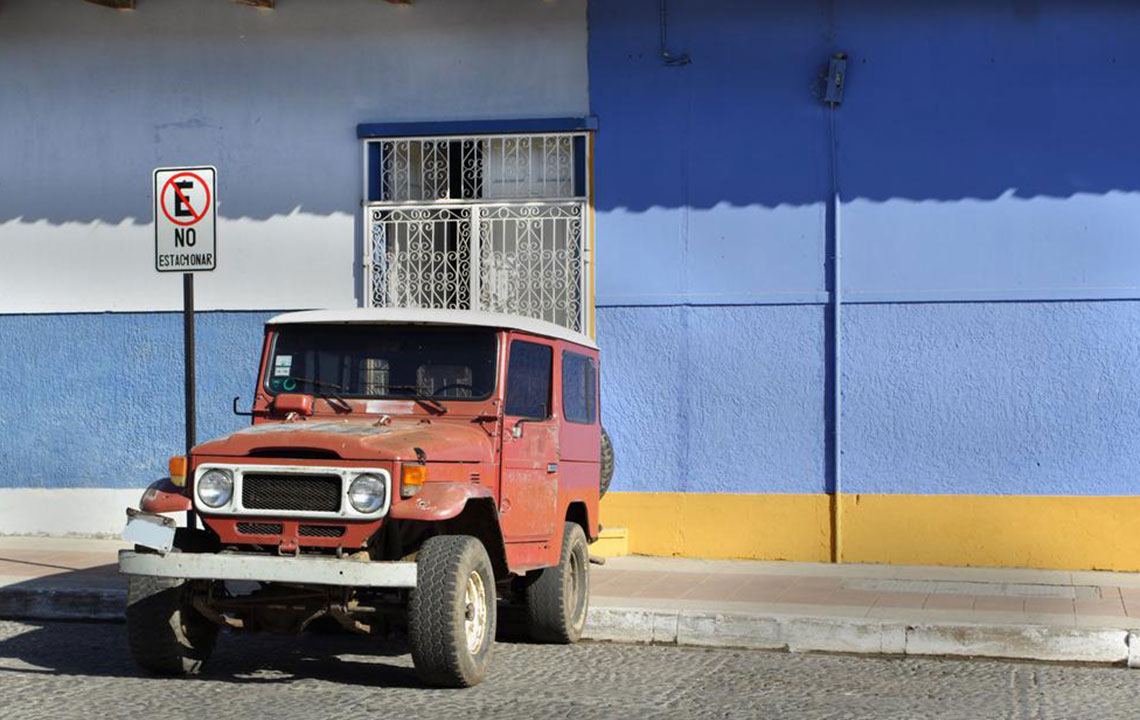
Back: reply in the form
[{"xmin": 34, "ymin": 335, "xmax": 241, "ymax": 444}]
[{"xmin": 0, "ymin": 620, "xmax": 1137, "ymax": 719}]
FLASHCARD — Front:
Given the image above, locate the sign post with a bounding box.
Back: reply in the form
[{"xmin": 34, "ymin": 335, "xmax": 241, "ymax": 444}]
[{"xmin": 154, "ymin": 166, "xmax": 217, "ymax": 529}]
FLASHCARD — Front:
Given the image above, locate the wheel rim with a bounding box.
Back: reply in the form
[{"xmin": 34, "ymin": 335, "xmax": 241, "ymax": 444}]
[{"xmin": 463, "ymin": 569, "xmax": 488, "ymax": 654}]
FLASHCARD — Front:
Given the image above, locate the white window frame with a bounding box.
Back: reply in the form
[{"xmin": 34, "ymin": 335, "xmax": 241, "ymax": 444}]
[{"xmin": 361, "ymin": 131, "xmax": 594, "ymax": 335}]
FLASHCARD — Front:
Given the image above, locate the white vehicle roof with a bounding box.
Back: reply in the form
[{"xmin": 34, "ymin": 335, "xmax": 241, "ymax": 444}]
[{"xmin": 266, "ymin": 308, "xmax": 598, "ymax": 350}]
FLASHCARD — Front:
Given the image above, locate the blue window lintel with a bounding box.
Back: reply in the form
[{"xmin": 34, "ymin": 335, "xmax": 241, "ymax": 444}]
[{"xmin": 357, "ymin": 116, "xmax": 598, "ymax": 139}]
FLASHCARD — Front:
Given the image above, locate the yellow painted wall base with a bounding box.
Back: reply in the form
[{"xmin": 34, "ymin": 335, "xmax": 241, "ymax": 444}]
[
  {"xmin": 599, "ymin": 492, "xmax": 831, "ymax": 562},
  {"xmin": 590, "ymin": 526, "xmax": 629, "ymax": 558},
  {"xmin": 840, "ymin": 493, "xmax": 1140, "ymax": 572},
  {"xmin": 599, "ymin": 491, "xmax": 1140, "ymax": 571}
]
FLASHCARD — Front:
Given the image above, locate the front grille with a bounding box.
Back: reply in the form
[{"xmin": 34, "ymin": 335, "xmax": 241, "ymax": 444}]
[
  {"xmin": 236, "ymin": 522, "xmax": 283, "ymax": 535},
  {"xmin": 299, "ymin": 525, "xmax": 346, "ymax": 538},
  {"xmin": 242, "ymin": 474, "xmax": 342, "ymax": 513}
]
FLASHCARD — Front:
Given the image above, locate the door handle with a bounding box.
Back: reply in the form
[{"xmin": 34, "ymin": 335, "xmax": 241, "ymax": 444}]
[{"xmin": 547, "ymin": 463, "xmax": 558, "ymax": 474}]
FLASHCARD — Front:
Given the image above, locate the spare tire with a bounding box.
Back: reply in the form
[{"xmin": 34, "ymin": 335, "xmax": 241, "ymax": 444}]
[{"xmin": 600, "ymin": 426, "xmax": 615, "ymax": 498}]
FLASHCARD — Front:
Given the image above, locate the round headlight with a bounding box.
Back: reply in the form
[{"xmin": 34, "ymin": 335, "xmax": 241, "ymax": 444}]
[
  {"xmin": 348, "ymin": 474, "xmax": 385, "ymax": 514},
  {"xmin": 197, "ymin": 469, "xmax": 233, "ymax": 508}
]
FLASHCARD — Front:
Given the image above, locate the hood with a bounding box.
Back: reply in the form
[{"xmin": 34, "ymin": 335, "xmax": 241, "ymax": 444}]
[{"xmin": 194, "ymin": 417, "xmax": 494, "ymax": 464}]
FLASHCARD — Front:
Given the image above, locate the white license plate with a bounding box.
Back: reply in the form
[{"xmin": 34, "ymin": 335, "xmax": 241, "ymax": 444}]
[{"xmin": 122, "ymin": 513, "xmax": 176, "ymax": 553}]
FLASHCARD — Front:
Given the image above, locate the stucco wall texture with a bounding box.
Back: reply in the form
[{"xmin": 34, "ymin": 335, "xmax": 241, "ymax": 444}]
[
  {"xmin": 5, "ymin": 300, "xmax": 1135, "ymax": 500},
  {"xmin": 0, "ymin": 312, "xmax": 268, "ymax": 488},
  {"xmin": 590, "ymin": 1, "xmax": 1140, "ymax": 308},
  {"xmin": 597, "ymin": 305, "xmax": 826, "ymax": 494},
  {"xmin": 843, "ymin": 301, "xmax": 1140, "ymax": 496},
  {"xmin": 3, "ymin": 0, "xmax": 1140, "ymax": 520},
  {"xmin": 0, "ymin": 0, "xmax": 589, "ymax": 313},
  {"xmin": 585, "ymin": 0, "xmax": 1140, "ymax": 509}
]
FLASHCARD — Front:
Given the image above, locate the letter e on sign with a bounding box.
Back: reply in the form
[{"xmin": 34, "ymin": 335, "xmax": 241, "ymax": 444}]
[{"xmin": 154, "ymin": 166, "xmax": 217, "ymax": 272}]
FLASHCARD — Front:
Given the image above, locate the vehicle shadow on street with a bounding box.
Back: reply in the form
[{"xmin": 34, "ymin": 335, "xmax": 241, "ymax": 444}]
[
  {"xmin": 0, "ymin": 566, "xmax": 540, "ymax": 688},
  {"xmin": 0, "ymin": 614, "xmax": 428, "ymax": 688}
]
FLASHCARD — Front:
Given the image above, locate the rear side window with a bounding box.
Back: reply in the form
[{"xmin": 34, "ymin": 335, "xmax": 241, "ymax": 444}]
[
  {"xmin": 562, "ymin": 351, "xmax": 597, "ymax": 424},
  {"xmin": 505, "ymin": 341, "xmax": 552, "ymax": 418}
]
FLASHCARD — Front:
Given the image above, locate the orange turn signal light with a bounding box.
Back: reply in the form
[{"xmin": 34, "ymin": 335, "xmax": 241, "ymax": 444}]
[
  {"xmin": 402, "ymin": 464, "xmax": 427, "ymax": 497},
  {"xmin": 169, "ymin": 456, "xmax": 188, "ymax": 487}
]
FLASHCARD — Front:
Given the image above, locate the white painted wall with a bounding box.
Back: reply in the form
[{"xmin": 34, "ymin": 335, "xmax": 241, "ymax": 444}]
[
  {"xmin": 0, "ymin": 489, "xmax": 148, "ymax": 537},
  {"xmin": 0, "ymin": 0, "xmax": 589, "ymax": 314},
  {"xmin": 1, "ymin": 213, "xmax": 356, "ymax": 311}
]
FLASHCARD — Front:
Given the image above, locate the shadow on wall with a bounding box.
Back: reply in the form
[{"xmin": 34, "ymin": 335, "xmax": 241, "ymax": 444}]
[
  {"xmin": 0, "ymin": 0, "xmax": 589, "ymax": 225},
  {"xmin": 589, "ymin": 0, "xmax": 1140, "ymax": 306},
  {"xmin": 3, "ymin": 0, "xmax": 1139, "ymax": 501},
  {"xmin": 2, "ymin": 0, "xmax": 1136, "ymax": 225},
  {"xmin": 588, "ymin": 1, "xmax": 1140, "ymax": 498},
  {"xmin": 592, "ymin": 0, "xmax": 1140, "ymax": 213}
]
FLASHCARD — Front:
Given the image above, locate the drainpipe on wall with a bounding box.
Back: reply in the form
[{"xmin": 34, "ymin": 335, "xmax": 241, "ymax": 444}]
[
  {"xmin": 658, "ymin": 0, "xmax": 691, "ymax": 66},
  {"xmin": 825, "ymin": 52, "xmax": 847, "ymax": 563}
]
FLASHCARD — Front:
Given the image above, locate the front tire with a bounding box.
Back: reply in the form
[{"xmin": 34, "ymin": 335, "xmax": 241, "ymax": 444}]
[
  {"xmin": 408, "ymin": 535, "xmax": 497, "ymax": 688},
  {"xmin": 126, "ymin": 575, "xmax": 217, "ymax": 675},
  {"xmin": 524, "ymin": 522, "xmax": 590, "ymax": 643}
]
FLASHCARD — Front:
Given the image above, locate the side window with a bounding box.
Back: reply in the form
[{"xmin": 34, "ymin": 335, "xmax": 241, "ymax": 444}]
[
  {"xmin": 562, "ymin": 351, "xmax": 597, "ymax": 424},
  {"xmin": 505, "ymin": 341, "xmax": 552, "ymax": 418}
]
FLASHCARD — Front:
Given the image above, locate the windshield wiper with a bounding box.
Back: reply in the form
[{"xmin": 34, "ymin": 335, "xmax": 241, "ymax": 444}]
[
  {"xmin": 280, "ymin": 376, "xmax": 353, "ymax": 413},
  {"xmin": 384, "ymin": 385, "xmax": 448, "ymax": 415}
]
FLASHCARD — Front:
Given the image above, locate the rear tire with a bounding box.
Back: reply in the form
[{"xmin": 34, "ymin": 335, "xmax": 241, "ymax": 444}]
[
  {"xmin": 408, "ymin": 535, "xmax": 497, "ymax": 688},
  {"xmin": 524, "ymin": 522, "xmax": 590, "ymax": 643},
  {"xmin": 600, "ymin": 427, "xmax": 615, "ymax": 498},
  {"xmin": 126, "ymin": 575, "xmax": 217, "ymax": 675}
]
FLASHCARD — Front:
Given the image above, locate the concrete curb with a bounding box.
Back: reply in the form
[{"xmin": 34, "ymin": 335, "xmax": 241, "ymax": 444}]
[
  {"xmin": 583, "ymin": 606, "xmax": 1138, "ymax": 666},
  {"xmin": 0, "ymin": 587, "xmax": 125, "ymax": 623},
  {"xmin": 2, "ymin": 587, "xmax": 1136, "ymax": 666}
]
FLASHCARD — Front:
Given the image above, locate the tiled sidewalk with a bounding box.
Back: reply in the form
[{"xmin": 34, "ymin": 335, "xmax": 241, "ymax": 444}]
[
  {"xmin": 590, "ymin": 556, "xmax": 1140, "ymax": 630},
  {"xmin": 0, "ymin": 536, "xmax": 124, "ymax": 591},
  {"xmin": 2, "ymin": 536, "xmax": 1140, "ymax": 664}
]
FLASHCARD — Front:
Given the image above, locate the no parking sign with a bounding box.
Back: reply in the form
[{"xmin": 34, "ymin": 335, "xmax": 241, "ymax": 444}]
[{"xmin": 154, "ymin": 166, "xmax": 216, "ymax": 272}]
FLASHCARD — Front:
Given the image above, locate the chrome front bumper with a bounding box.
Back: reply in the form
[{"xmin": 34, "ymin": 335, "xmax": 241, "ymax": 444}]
[{"xmin": 118, "ymin": 550, "xmax": 417, "ymax": 588}]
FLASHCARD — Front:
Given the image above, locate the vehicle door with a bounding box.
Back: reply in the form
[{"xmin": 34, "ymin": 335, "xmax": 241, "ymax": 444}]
[
  {"xmin": 499, "ymin": 336, "xmax": 558, "ymax": 542},
  {"xmin": 557, "ymin": 346, "xmax": 601, "ymax": 525}
]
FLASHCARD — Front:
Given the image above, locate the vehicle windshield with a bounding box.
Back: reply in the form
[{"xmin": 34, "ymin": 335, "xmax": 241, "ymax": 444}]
[{"xmin": 266, "ymin": 324, "xmax": 497, "ymax": 401}]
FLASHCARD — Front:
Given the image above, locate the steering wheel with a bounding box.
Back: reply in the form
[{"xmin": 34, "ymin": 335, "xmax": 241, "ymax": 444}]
[{"xmin": 432, "ymin": 383, "xmax": 475, "ymax": 397}]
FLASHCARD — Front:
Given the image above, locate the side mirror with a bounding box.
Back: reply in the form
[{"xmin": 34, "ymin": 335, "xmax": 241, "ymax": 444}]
[{"xmin": 272, "ymin": 393, "xmax": 315, "ymax": 417}]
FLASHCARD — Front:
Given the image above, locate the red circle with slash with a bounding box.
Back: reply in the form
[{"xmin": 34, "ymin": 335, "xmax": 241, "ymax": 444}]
[{"xmin": 160, "ymin": 172, "xmax": 211, "ymax": 227}]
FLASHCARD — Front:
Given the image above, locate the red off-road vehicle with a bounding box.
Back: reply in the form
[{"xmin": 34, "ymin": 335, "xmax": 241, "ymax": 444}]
[{"xmin": 118, "ymin": 309, "xmax": 613, "ymax": 687}]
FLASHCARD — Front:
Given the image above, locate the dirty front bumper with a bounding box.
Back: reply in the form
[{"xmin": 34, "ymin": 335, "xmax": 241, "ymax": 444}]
[{"xmin": 118, "ymin": 550, "xmax": 417, "ymax": 588}]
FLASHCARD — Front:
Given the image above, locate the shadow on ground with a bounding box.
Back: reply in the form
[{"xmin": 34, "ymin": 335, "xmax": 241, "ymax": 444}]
[{"xmin": 0, "ymin": 563, "xmax": 538, "ymax": 689}]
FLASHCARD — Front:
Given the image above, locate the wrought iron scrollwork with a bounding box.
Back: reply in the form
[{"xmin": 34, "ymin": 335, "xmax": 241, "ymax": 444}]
[{"xmin": 366, "ymin": 133, "xmax": 588, "ymax": 332}]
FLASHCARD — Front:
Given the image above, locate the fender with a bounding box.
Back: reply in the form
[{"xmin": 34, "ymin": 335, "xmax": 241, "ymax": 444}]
[
  {"xmin": 388, "ymin": 482, "xmax": 495, "ymax": 522},
  {"xmin": 139, "ymin": 477, "xmax": 193, "ymax": 514}
]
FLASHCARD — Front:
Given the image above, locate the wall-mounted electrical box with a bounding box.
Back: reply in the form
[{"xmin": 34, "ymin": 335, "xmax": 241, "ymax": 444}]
[{"xmin": 825, "ymin": 53, "xmax": 847, "ymax": 105}]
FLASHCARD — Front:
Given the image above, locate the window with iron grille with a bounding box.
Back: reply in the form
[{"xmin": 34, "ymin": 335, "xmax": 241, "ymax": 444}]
[{"xmin": 362, "ymin": 131, "xmax": 592, "ymax": 333}]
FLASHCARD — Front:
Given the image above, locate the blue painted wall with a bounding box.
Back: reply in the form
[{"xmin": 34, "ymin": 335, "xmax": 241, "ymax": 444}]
[
  {"xmin": 591, "ymin": 0, "xmax": 1140, "ymax": 304},
  {"xmin": 0, "ymin": 312, "xmax": 270, "ymax": 488},
  {"xmin": 836, "ymin": 0, "xmax": 1140, "ymax": 302},
  {"xmin": 597, "ymin": 305, "xmax": 826, "ymax": 494},
  {"xmin": 590, "ymin": 0, "xmax": 1140, "ymax": 496},
  {"xmin": 590, "ymin": 0, "xmax": 830, "ymax": 306},
  {"xmin": 4, "ymin": 0, "xmax": 1140, "ymax": 502},
  {"xmin": 843, "ymin": 301, "xmax": 1140, "ymax": 496}
]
